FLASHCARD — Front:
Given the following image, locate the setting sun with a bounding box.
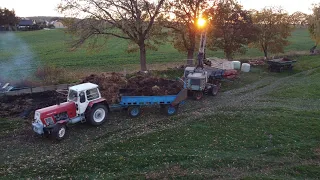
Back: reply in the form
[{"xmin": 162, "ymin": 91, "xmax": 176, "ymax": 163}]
[{"xmin": 197, "ymin": 18, "xmax": 206, "ymax": 28}]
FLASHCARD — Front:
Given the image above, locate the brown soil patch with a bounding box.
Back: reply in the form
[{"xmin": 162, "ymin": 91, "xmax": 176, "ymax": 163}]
[
  {"xmin": 81, "ymin": 72, "xmax": 183, "ymax": 103},
  {"xmin": 0, "ymin": 72, "xmax": 183, "ymax": 118},
  {"xmin": 0, "ymin": 91, "xmax": 66, "ymax": 118}
]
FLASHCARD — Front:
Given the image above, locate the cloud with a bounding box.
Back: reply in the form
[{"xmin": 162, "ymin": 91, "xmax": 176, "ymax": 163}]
[
  {"xmin": 1, "ymin": 0, "xmax": 62, "ymax": 17},
  {"xmin": 240, "ymin": 0, "xmax": 316, "ymax": 14}
]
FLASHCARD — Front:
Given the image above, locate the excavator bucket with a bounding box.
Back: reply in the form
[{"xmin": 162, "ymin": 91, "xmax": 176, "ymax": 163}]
[{"xmin": 172, "ymin": 88, "xmax": 188, "ymax": 106}]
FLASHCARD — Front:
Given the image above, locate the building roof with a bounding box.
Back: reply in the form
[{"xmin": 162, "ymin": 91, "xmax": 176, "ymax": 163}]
[
  {"xmin": 69, "ymin": 83, "xmax": 98, "ymax": 92},
  {"xmin": 19, "ymin": 20, "xmax": 34, "ymax": 26}
]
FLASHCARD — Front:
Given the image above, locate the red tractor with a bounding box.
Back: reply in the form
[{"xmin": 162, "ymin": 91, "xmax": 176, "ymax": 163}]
[{"xmin": 32, "ymin": 83, "xmax": 109, "ymax": 140}]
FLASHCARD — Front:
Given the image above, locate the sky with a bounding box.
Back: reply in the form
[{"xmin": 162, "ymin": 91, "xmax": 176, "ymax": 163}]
[{"xmin": 0, "ymin": 0, "xmax": 318, "ymax": 17}]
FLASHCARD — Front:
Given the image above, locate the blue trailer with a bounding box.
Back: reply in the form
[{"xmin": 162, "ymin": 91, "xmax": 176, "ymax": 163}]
[{"xmin": 109, "ymin": 88, "xmax": 188, "ymax": 117}]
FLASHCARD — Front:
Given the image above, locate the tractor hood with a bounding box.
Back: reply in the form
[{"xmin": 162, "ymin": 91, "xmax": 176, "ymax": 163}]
[
  {"xmin": 36, "ymin": 101, "xmax": 77, "ymax": 120},
  {"xmin": 187, "ymin": 72, "xmax": 206, "ymax": 79}
]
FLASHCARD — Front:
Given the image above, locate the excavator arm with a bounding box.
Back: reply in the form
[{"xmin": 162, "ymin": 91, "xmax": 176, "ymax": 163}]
[{"xmin": 196, "ymin": 31, "xmax": 207, "ymax": 69}]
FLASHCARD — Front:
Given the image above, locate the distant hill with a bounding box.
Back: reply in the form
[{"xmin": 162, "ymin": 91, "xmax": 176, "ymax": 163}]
[{"xmin": 24, "ymin": 16, "xmax": 63, "ymax": 22}]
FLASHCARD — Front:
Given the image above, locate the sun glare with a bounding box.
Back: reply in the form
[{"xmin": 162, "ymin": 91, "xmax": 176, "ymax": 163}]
[{"xmin": 197, "ymin": 18, "xmax": 206, "ymax": 28}]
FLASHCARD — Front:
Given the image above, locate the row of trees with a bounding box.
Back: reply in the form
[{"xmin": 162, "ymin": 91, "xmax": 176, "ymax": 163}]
[
  {"xmin": 0, "ymin": 8, "xmax": 19, "ymax": 30},
  {"xmin": 308, "ymin": 5, "xmax": 320, "ymax": 49},
  {"xmin": 0, "ymin": 8, "xmax": 60, "ymax": 31},
  {"xmin": 58, "ymin": 0, "xmax": 320, "ymax": 71}
]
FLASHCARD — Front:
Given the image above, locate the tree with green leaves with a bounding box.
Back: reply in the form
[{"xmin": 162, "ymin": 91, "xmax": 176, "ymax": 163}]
[
  {"xmin": 308, "ymin": 4, "xmax": 320, "ymax": 49},
  {"xmin": 206, "ymin": 0, "xmax": 258, "ymax": 59},
  {"xmin": 0, "ymin": 7, "xmax": 19, "ymax": 31},
  {"xmin": 162, "ymin": 0, "xmax": 210, "ymax": 60},
  {"xmin": 58, "ymin": 0, "xmax": 166, "ymax": 71},
  {"xmin": 250, "ymin": 7, "xmax": 293, "ymax": 58}
]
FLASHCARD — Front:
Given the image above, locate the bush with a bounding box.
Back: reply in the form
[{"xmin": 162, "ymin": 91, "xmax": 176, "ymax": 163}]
[
  {"xmin": 35, "ymin": 66, "xmax": 72, "ymax": 85},
  {"xmin": 11, "ymin": 79, "xmax": 40, "ymax": 88},
  {"xmin": 48, "ymin": 24, "xmax": 55, "ymax": 29}
]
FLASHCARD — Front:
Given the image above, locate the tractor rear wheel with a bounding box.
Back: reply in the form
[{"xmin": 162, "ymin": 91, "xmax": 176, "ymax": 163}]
[
  {"xmin": 88, "ymin": 104, "xmax": 108, "ymax": 126},
  {"xmin": 52, "ymin": 124, "xmax": 67, "ymax": 141}
]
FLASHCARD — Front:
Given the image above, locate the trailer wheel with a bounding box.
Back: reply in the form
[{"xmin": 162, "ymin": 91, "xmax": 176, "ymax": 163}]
[
  {"xmin": 279, "ymin": 67, "xmax": 284, "ymax": 72},
  {"xmin": 165, "ymin": 105, "xmax": 179, "ymax": 116},
  {"xmin": 288, "ymin": 65, "xmax": 293, "ymax": 71},
  {"xmin": 128, "ymin": 106, "xmax": 141, "ymax": 118},
  {"xmin": 193, "ymin": 91, "xmax": 203, "ymax": 100},
  {"xmin": 211, "ymin": 84, "xmax": 220, "ymax": 96},
  {"xmin": 88, "ymin": 104, "xmax": 108, "ymax": 126},
  {"xmin": 52, "ymin": 124, "xmax": 67, "ymax": 141}
]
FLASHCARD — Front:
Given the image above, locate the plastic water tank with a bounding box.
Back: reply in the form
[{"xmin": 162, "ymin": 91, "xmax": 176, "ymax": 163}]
[
  {"xmin": 222, "ymin": 61, "xmax": 234, "ymax": 70},
  {"xmin": 232, "ymin": 61, "xmax": 241, "ymax": 70},
  {"xmin": 241, "ymin": 63, "xmax": 250, "ymax": 72}
]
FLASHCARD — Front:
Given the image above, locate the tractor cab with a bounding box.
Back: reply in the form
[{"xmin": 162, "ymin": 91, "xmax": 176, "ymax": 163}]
[
  {"xmin": 67, "ymin": 83, "xmax": 102, "ymax": 115},
  {"xmin": 183, "ymin": 67, "xmax": 195, "ymax": 78},
  {"xmin": 184, "ymin": 66, "xmax": 208, "ymax": 91},
  {"xmin": 186, "ymin": 71, "xmax": 207, "ymax": 91}
]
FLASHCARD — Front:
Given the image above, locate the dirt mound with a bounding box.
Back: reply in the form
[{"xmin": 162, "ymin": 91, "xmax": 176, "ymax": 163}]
[
  {"xmin": 81, "ymin": 72, "xmax": 127, "ymax": 103},
  {"xmin": 82, "ymin": 73, "xmax": 183, "ymax": 102},
  {"xmin": 125, "ymin": 75, "xmax": 183, "ymax": 96},
  {"xmin": 0, "ymin": 91, "xmax": 66, "ymax": 118},
  {"xmin": 0, "ymin": 72, "xmax": 183, "ymax": 118}
]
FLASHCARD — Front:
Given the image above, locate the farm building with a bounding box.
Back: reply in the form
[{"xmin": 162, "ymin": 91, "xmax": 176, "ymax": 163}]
[
  {"xmin": 18, "ymin": 19, "xmax": 36, "ymax": 30},
  {"xmin": 51, "ymin": 21, "xmax": 66, "ymax": 28}
]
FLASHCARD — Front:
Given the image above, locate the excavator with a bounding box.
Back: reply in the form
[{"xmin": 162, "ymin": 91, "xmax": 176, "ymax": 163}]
[{"xmin": 183, "ymin": 18, "xmax": 237, "ymax": 100}]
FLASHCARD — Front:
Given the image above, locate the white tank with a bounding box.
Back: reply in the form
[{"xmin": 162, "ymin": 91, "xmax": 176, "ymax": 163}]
[
  {"xmin": 222, "ymin": 61, "xmax": 234, "ymax": 70},
  {"xmin": 232, "ymin": 61, "xmax": 241, "ymax": 70},
  {"xmin": 241, "ymin": 63, "xmax": 250, "ymax": 72}
]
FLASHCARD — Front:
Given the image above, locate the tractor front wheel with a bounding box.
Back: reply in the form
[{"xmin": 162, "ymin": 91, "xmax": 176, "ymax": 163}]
[
  {"xmin": 193, "ymin": 91, "xmax": 203, "ymax": 100},
  {"xmin": 211, "ymin": 84, "xmax": 220, "ymax": 96},
  {"xmin": 88, "ymin": 104, "xmax": 108, "ymax": 126},
  {"xmin": 52, "ymin": 124, "xmax": 67, "ymax": 141}
]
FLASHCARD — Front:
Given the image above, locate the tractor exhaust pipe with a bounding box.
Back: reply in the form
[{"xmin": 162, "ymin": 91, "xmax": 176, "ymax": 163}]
[{"xmin": 56, "ymin": 98, "xmax": 60, "ymax": 105}]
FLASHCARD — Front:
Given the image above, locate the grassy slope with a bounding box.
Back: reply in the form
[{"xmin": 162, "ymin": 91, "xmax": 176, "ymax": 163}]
[
  {"xmin": 1, "ymin": 55, "xmax": 320, "ymax": 179},
  {"xmin": 13, "ymin": 30, "xmax": 186, "ymax": 71},
  {"xmin": 0, "ymin": 28, "xmax": 315, "ymax": 73}
]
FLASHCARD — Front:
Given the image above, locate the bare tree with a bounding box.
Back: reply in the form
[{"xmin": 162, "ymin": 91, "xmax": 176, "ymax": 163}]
[{"xmin": 58, "ymin": 0, "xmax": 166, "ymax": 71}]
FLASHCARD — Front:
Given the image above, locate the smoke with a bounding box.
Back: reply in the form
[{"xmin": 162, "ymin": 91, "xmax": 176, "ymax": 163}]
[{"xmin": 0, "ymin": 32, "xmax": 38, "ymax": 84}]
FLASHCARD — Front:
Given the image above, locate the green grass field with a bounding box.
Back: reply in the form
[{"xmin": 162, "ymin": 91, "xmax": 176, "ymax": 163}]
[
  {"xmin": 0, "ymin": 28, "xmax": 315, "ymax": 77},
  {"xmin": 1, "ymin": 27, "xmax": 319, "ymax": 179},
  {"xmin": 1, "ymin": 54, "xmax": 320, "ymax": 179}
]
